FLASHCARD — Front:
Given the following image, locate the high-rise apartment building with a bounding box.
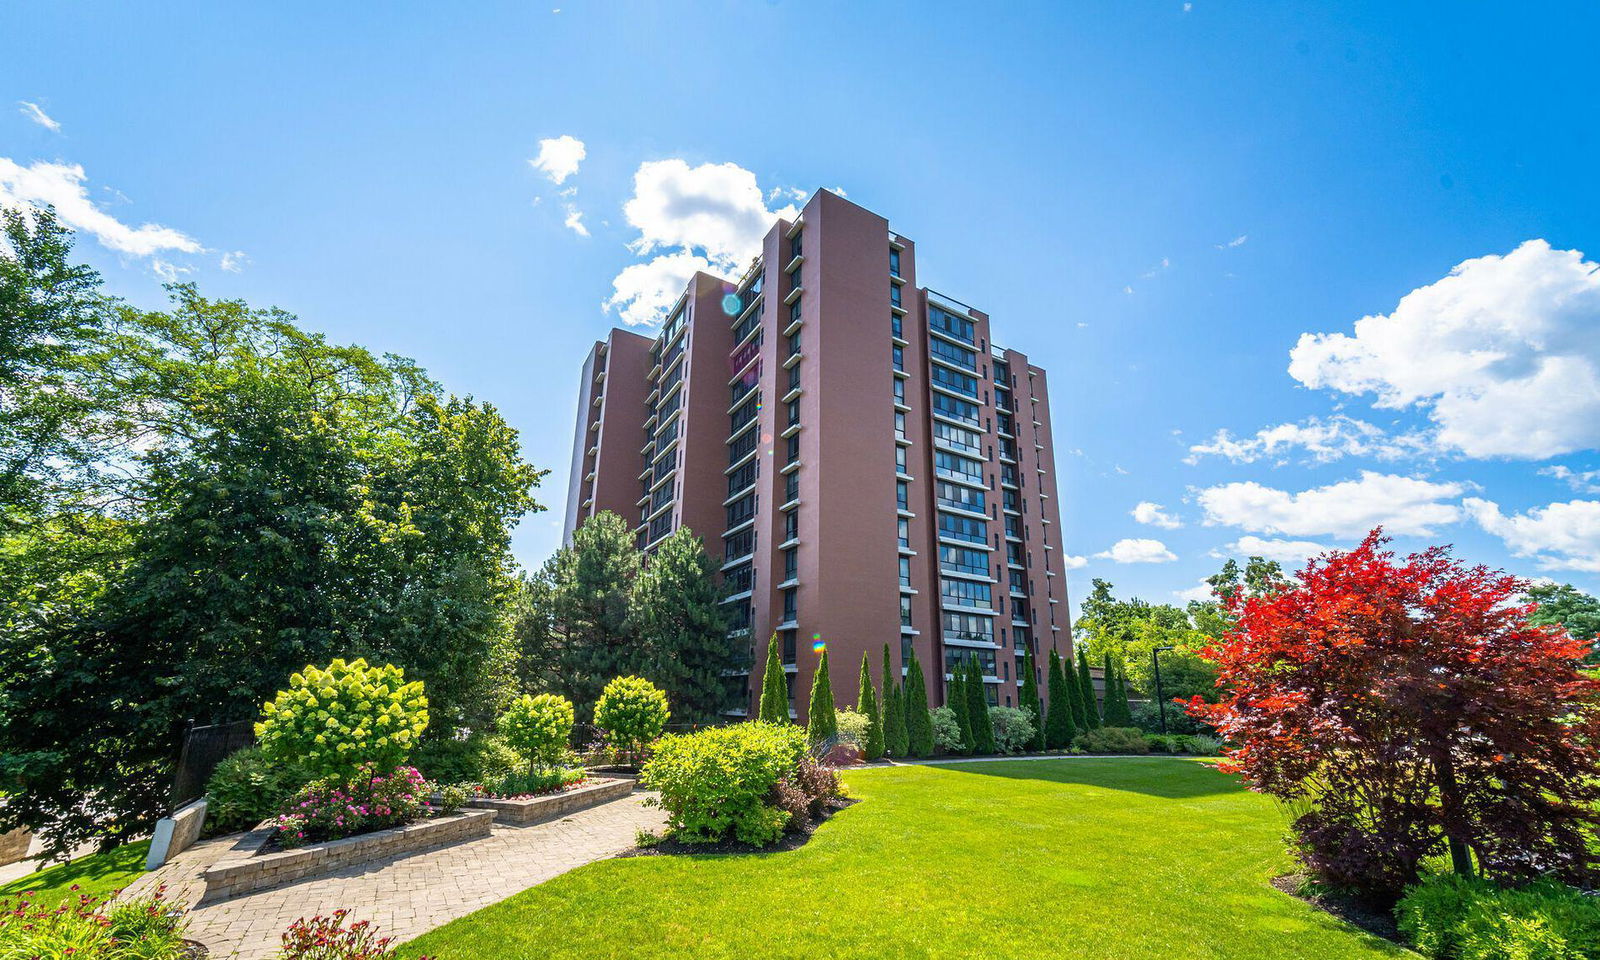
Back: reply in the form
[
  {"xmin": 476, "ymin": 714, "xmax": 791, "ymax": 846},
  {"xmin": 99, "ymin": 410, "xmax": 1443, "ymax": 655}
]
[{"xmin": 565, "ymin": 190, "xmax": 1071, "ymax": 721}]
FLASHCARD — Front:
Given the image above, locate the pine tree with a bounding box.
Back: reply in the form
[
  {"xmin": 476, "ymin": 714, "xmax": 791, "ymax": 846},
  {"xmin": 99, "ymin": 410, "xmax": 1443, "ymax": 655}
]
[
  {"xmin": 757, "ymin": 633, "xmax": 788, "ymax": 724},
  {"xmin": 1103, "ymin": 656, "xmax": 1134, "ymax": 726},
  {"xmin": 1063, "ymin": 648, "xmax": 1088, "ymax": 733},
  {"xmin": 1019, "ymin": 649, "xmax": 1044, "ymax": 751},
  {"xmin": 1044, "ymin": 650, "xmax": 1075, "ymax": 749},
  {"xmin": 1078, "ymin": 646, "xmax": 1101, "ymax": 729},
  {"xmin": 904, "ymin": 651, "xmax": 934, "ymax": 757},
  {"xmin": 882, "ymin": 644, "xmax": 908, "ymax": 757},
  {"xmin": 629, "ymin": 527, "xmax": 734, "ymax": 722},
  {"xmin": 966, "ymin": 658, "xmax": 997, "ymax": 754},
  {"xmin": 859, "ymin": 652, "xmax": 885, "ymax": 760},
  {"xmin": 806, "ymin": 649, "xmax": 837, "ymax": 746},
  {"xmin": 948, "ymin": 662, "xmax": 974, "ymax": 754}
]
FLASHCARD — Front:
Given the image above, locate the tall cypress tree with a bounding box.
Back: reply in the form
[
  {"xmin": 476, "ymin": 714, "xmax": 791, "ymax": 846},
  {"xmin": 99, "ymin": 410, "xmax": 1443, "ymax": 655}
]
[
  {"xmin": 948, "ymin": 661, "xmax": 974, "ymax": 754},
  {"xmin": 859, "ymin": 652, "xmax": 884, "ymax": 760},
  {"xmin": 1103, "ymin": 656, "xmax": 1134, "ymax": 726},
  {"xmin": 757, "ymin": 632, "xmax": 789, "ymax": 723},
  {"xmin": 1019, "ymin": 649, "xmax": 1044, "ymax": 751},
  {"xmin": 904, "ymin": 651, "xmax": 934, "ymax": 757},
  {"xmin": 1063, "ymin": 648, "xmax": 1088, "ymax": 733},
  {"xmin": 1078, "ymin": 646, "xmax": 1101, "ymax": 729},
  {"xmin": 882, "ymin": 644, "xmax": 908, "ymax": 758},
  {"xmin": 1044, "ymin": 651, "xmax": 1073, "ymax": 749},
  {"xmin": 966, "ymin": 658, "xmax": 997, "ymax": 754},
  {"xmin": 806, "ymin": 649, "xmax": 837, "ymax": 747}
]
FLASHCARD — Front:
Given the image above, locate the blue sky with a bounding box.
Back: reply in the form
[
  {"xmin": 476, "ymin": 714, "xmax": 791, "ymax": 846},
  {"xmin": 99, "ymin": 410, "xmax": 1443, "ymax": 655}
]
[{"xmin": 4, "ymin": 1, "xmax": 1599, "ymax": 613}]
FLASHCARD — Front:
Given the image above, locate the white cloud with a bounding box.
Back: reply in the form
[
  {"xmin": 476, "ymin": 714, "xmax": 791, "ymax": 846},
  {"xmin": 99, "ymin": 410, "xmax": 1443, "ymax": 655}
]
[
  {"xmin": 1465, "ymin": 497, "xmax": 1600, "ymax": 573},
  {"xmin": 1061, "ymin": 554, "xmax": 1088, "ymax": 570},
  {"xmin": 1289, "ymin": 240, "xmax": 1600, "ymax": 459},
  {"xmin": 529, "ymin": 135, "xmax": 586, "ymax": 185},
  {"xmin": 220, "ymin": 250, "xmax": 249, "ymax": 273},
  {"xmin": 18, "ymin": 101, "xmax": 60, "ymax": 132},
  {"xmin": 1541, "ymin": 465, "xmax": 1600, "ymax": 494},
  {"xmin": 1095, "ymin": 538, "xmax": 1178, "ymax": 564},
  {"xmin": 1185, "ymin": 415, "xmax": 1431, "ymax": 465},
  {"xmin": 606, "ymin": 159, "xmax": 803, "ymax": 325},
  {"xmin": 0, "ymin": 158, "xmax": 202, "ymax": 259},
  {"xmin": 1219, "ymin": 535, "xmax": 1331, "ymax": 566},
  {"xmin": 622, "ymin": 159, "xmax": 798, "ymax": 271},
  {"xmin": 1217, "ymin": 234, "xmax": 1247, "ymax": 249},
  {"xmin": 562, "ymin": 205, "xmax": 589, "ymax": 237},
  {"xmin": 1132, "ymin": 501, "xmax": 1182, "ymax": 529},
  {"xmin": 1175, "ymin": 581, "xmax": 1213, "ymax": 603},
  {"xmin": 603, "ymin": 250, "xmax": 716, "ymax": 328},
  {"xmin": 1196, "ymin": 470, "xmax": 1464, "ymax": 538}
]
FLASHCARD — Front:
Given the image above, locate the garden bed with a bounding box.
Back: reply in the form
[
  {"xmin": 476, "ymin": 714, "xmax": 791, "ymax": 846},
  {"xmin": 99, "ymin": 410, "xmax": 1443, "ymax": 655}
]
[
  {"xmin": 1271, "ymin": 873, "xmax": 1401, "ymax": 946},
  {"xmin": 201, "ymin": 808, "xmax": 494, "ymax": 900},
  {"xmin": 462, "ymin": 776, "xmax": 633, "ymax": 825},
  {"xmin": 622, "ymin": 797, "xmax": 857, "ymax": 858}
]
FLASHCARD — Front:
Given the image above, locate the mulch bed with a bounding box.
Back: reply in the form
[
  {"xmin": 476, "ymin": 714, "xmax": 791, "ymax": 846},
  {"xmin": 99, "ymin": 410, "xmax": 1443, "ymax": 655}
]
[
  {"xmin": 620, "ymin": 798, "xmax": 858, "ymax": 858},
  {"xmin": 1271, "ymin": 872, "xmax": 1403, "ymax": 945}
]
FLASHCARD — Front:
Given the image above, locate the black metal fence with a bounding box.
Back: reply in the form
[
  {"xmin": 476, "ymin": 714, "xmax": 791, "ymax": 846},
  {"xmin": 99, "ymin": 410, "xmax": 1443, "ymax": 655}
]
[{"xmin": 169, "ymin": 719, "xmax": 255, "ymax": 811}]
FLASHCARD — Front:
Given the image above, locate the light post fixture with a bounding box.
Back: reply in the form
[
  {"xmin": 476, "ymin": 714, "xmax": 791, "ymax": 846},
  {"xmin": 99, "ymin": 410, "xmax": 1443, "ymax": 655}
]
[{"xmin": 1152, "ymin": 645, "xmax": 1176, "ymax": 734}]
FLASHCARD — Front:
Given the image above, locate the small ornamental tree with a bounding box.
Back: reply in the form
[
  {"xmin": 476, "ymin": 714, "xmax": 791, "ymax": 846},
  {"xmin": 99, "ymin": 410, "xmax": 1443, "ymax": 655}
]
[
  {"xmin": 758, "ymin": 633, "xmax": 789, "ymax": 724},
  {"xmin": 594, "ymin": 675, "xmax": 670, "ymax": 766},
  {"xmin": 965, "ymin": 658, "xmax": 997, "ymax": 754},
  {"xmin": 858, "ymin": 653, "xmax": 885, "ymax": 761},
  {"xmin": 256, "ymin": 658, "xmax": 428, "ymax": 782},
  {"xmin": 806, "ymin": 650, "xmax": 838, "ymax": 747},
  {"xmin": 497, "ymin": 693, "xmax": 574, "ymax": 774},
  {"xmin": 1077, "ymin": 647, "xmax": 1100, "ymax": 729},
  {"xmin": 882, "ymin": 644, "xmax": 908, "ymax": 757},
  {"xmin": 904, "ymin": 652, "xmax": 934, "ymax": 757},
  {"xmin": 1019, "ymin": 649, "xmax": 1044, "ymax": 751},
  {"xmin": 1192, "ymin": 530, "xmax": 1600, "ymax": 896},
  {"xmin": 948, "ymin": 663, "xmax": 973, "ymax": 754},
  {"xmin": 1044, "ymin": 651, "xmax": 1075, "ymax": 749}
]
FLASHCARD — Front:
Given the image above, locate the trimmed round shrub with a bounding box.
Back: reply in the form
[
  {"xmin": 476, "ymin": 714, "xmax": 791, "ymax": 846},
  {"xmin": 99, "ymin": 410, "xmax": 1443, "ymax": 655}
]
[
  {"xmin": 256, "ymin": 658, "xmax": 428, "ymax": 781},
  {"xmin": 641, "ymin": 722, "xmax": 806, "ymax": 846},
  {"xmin": 988, "ymin": 706, "xmax": 1037, "ymax": 755},
  {"xmin": 1074, "ymin": 726, "xmax": 1150, "ymax": 755},
  {"xmin": 497, "ymin": 693, "xmax": 575, "ymax": 773},
  {"xmin": 594, "ymin": 675, "xmax": 670, "ymax": 763},
  {"xmin": 930, "ymin": 706, "xmax": 963, "ymax": 754},
  {"xmin": 834, "ymin": 709, "xmax": 870, "ymax": 748},
  {"xmin": 205, "ymin": 746, "xmax": 309, "ymax": 833}
]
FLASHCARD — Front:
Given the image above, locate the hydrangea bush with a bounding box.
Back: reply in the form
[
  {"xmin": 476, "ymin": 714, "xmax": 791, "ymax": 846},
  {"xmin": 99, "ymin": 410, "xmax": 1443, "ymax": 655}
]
[
  {"xmin": 496, "ymin": 693, "xmax": 574, "ymax": 774},
  {"xmin": 256, "ymin": 658, "xmax": 429, "ymax": 781},
  {"xmin": 641, "ymin": 722, "xmax": 806, "ymax": 846},
  {"xmin": 593, "ymin": 675, "xmax": 670, "ymax": 765}
]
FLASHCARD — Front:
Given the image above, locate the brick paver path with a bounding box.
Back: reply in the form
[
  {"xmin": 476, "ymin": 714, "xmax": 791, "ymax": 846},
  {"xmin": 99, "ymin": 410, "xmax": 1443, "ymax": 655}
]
[{"xmin": 125, "ymin": 792, "xmax": 666, "ymax": 959}]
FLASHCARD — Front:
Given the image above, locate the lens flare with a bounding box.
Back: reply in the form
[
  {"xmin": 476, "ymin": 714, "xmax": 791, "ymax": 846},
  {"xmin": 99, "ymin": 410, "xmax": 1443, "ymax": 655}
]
[
  {"xmin": 812, "ymin": 634, "xmax": 825, "ymax": 653},
  {"xmin": 721, "ymin": 293, "xmax": 741, "ymax": 316}
]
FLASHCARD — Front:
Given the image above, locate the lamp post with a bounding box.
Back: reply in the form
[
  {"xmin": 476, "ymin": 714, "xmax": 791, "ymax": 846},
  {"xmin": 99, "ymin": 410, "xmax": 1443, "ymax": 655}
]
[{"xmin": 1152, "ymin": 645, "xmax": 1175, "ymax": 734}]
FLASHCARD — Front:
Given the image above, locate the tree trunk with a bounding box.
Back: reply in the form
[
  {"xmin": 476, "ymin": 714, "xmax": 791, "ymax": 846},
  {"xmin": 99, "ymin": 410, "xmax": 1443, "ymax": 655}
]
[{"xmin": 1434, "ymin": 750, "xmax": 1475, "ymax": 878}]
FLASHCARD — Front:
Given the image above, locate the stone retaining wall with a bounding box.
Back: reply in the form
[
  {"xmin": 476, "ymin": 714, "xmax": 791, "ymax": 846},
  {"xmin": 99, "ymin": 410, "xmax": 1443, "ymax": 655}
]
[
  {"xmin": 146, "ymin": 799, "xmax": 207, "ymax": 870},
  {"xmin": 0, "ymin": 827, "xmax": 31, "ymax": 867},
  {"xmin": 463, "ymin": 777, "xmax": 633, "ymax": 825},
  {"xmin": 201, "ymin": 808, "xmax": 494, "ymax": 900}
]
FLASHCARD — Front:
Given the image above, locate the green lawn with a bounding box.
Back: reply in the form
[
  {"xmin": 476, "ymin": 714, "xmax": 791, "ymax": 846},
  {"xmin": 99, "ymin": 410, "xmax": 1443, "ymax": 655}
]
[
  {"xmin": 0, "ymin": 841, "xmax": 149, "ymax": 905},
  {"xmin": 406, "ymin": 759, "xmax": 1408, "ymax": 959}
]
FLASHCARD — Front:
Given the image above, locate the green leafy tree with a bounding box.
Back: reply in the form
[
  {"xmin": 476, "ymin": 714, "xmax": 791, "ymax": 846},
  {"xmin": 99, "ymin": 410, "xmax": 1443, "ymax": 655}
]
[
  {"xmin": 1078, "ymin": 646, "xmax": 1100, "ymax": 729},
  {"xmin": 904, "ymin": 651, "xmax": 934, "ymax": 757},
  {"xmin": 757, "ymin": 633, "xmax": 789, "ymax": 723},
  {"xmin": 593, "ymin": 675, "xmax": 670, "ymax": 765},
  {"xmin": 805, "ymin": 649, "xmax": 838, "ymax": 746},
  {"xmin": 629, "ymin": 527, "xmax": 734, "ymax": 721},
  {"xmin": 1019, "ymin": 649, "xmax": 1045, "ymax": 751},
  {"xmin": 858, "ymin": 653, "xmax": 884, "ymax": 760},
  {"xmin": 881, "ymin": 644, "xmax": 907, "ymax": 757},
  {"xmin": 966, "ymin": 658, "xmax": 997, "ymax": 754},
  {"xmin": 1044, "ymin": 651, "xmax": 1075, "ymax": 749},
  {"xmin": 497, "ymin": 693, "xmax": 575, "ymax": 774},
  {"xmin": 1526, "ymin": 582, "xmax": 1600, "ymax": 662}
]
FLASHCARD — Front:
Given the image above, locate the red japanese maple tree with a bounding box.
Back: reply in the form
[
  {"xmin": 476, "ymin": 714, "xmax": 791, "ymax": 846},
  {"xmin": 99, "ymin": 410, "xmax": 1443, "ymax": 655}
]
[{"xmin": 1191, "ymin": 530, "xmax": 1600, "ymax": 897}]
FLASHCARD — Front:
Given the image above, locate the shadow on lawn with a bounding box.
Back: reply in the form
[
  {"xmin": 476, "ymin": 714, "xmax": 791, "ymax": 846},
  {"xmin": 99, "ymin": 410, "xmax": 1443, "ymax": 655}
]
[{"xmin": 928, "ymin": 757, "xmax": 1245, "ymax": 799}]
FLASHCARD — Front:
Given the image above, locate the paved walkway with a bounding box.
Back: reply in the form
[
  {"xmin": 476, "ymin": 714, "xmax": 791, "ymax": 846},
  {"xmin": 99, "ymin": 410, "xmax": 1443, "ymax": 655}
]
[{"xmin": 126, "ymin": 792, "xmax": 666, "ymax": 960}]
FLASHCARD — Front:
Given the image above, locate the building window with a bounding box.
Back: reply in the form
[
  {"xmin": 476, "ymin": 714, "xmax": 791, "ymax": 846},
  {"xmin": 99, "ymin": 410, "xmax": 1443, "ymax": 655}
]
[
  {"xmin": 892, "ymin": 344, "xmax": 905, "ymax": 372},
  {"xmin": 783, "ymin": 629, "xmax": 797, "ymax": 664},
  {"xmin": 929, "ymin": 306, "xmax": 976, "ymax": 345},
  {"xmin": 788, "ymin": 330, "xmax": 802, "ymax": 358},
  {"xmin": 788, "ymin": 362, "xmax": 802, "ymax": 391},
  {"xmin": 783, "ymin": 546, "xmax": 798, "ymax": 582},
  {"xmin": 787, "ymin": 398, "xmax": 800, "ymax": 427},
  {"xmin": 890, "ymin": 247, "xmax": 901, "ymax": 276},
  {"xmin": 782, "ymin": 588, "xmax": 797, "ymax": 622},
  {"xmin": 784, "ymin": 509, "xmax": 799, "ymax": 542},
  {"xmin": 895, "ymin": 410, "xmax": 907, "ymax": 441},
  {"xmin": 785, "ymin": 470, "xmax": 799, "ymax": 504},
  {"xmin": 897, "ymin": 480, "xmax": 910, "ymax": 511},
  {"xmin": 789, "ymin": 298, "xmax": 802, "ymax": 325},
  {"xmin": 789, "ymin": 267, "xmax": 802, "ymax": 294},
  {"xmin": 786, "ymin": 434, "xmax": 800, "ymax": 465},
  {"xmin": 895, "ymin": 446, "xmax": 908, "ymax": 475},
  {"xmin": 901, "ymin": 595, "xmax": 913, "ymax": 627},
  {"xmin": 891, "ymin": 313, "xmax": 903, "ymax": 339},
  {"xmin": 899, "ymin": 556, "xmax": 912, "ymax": 587},
  {"xmin": 898, "ymin": 516, "xmax": 910, "ymax": 549},
  {"xmin": 890, "ymin": 283, "xmax": 902, "ymax": 308},
  {"xmin": 893, "ymin": 377, "xmax": 906, "ymax": 405}
]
